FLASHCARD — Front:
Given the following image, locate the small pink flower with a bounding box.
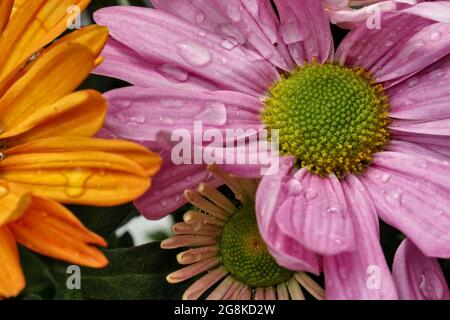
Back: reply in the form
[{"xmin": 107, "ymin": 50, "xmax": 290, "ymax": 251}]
[{"xmin": 94, "ymin": 0, "xmax": 450, "ymax": 299}]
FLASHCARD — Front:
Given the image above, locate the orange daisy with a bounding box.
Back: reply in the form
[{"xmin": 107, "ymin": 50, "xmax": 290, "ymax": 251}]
[{"xmin": 0, "ymin": 0, "xmax": 162, "ymax": 298}]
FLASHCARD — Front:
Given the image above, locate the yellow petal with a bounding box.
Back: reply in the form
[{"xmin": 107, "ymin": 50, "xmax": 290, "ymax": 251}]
[
  {"xmin": 9, "ymin": 197, "xmax": 108, "ymax": 268},
  {"xmin": 1, "ymin": 90, "xmax": 107, "ymax": 142},
  {"xmin": 0, "ymin": 180, "xmax": 31, "ymax": 226},
  {"xmin": 5, "ymin": 137, "xmax": 163, "ymax": 177},
  {"xmin": 0, "ymin": 0, "xmax": 13, "ymax": 35},
  {"xmin": 0, "ymin": 0, "xmax": 90, "ymax": 79},
  {"xmin": 0, "ymin": 144, "xmax": 151, "ymax": 206},
  {"xmin": 55, "ymin": 25, "xmax": 109, "ymax": 58},
  {"xmin": 0, "ymin": 42, "xmax": 95, "ymax": 131},
  {"xmin": 0, "ymin": 226, "xmax": 25, "ymax": 299}
]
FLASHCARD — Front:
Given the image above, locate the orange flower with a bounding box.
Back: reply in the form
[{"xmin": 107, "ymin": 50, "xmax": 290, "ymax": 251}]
[{"xmin": 0, "ymin": 0, "xmax": 162, "ymax": 298}]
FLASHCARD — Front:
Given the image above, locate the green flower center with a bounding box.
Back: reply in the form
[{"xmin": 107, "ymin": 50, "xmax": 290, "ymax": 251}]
[
  {"xmin": 219, "ymin": 203, "xmax": 293, "ymax": 287},
  {"xmin": 262, "ymin": 63, "xmax": 390, "ymax": 177}
]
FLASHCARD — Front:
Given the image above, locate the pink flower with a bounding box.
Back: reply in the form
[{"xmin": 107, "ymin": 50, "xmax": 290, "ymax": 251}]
[
  {"xmin": 94, "ymin": 0, "xmax": 450, "ymax": 299},
  {"xmin": 393, "ymin": 239, "xmax": 450, "ymax": 299}
]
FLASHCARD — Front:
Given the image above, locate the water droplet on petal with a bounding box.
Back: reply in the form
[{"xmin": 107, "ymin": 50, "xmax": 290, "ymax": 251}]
[
  {"xmin": 220, "ymin": 38, "xmax": 238, "ymax": 50},
  {"xmin": 0, "ymin": 185, "xmax": 9, "ymax": 198},
  {"xmin": 63, "ymin": 168, "xmax": 94, "ymax": 198},
  {"xmin": 303, "ymin": 188, "xmax": 317, "ymax": 201},
  {"xmin": 195, "ymin": 101, "xmax": 227, "ymax": 126},
  {"xmin": 384, "ymin": 40, "xmax": 394, "ymax": 47},
  {"xmin": 197, "ymin": 30, "xmax": 206, "ymax": 37},
  {"xmin": 157, "ymin": 64, "xmax": 189, "ymax": 82},
  {"xmin": 226, "ymin": 3, "xmax": 242, "ymax": 22},
  {"xmin": 326, "ymin": 207, "xmax": 341, "ymax": 215},
  {"xmin": 407, "ymin": 78, "xmax": 419, "ymax": 87},
  {"xmin": 287, "ymin": 179, "xmax": 302, "ymax": 196},
  {"xmin": 242, "ymin": 0, "xmax": 259, "ymax": 17},
  {"xmin": 384, "ymin": 190, "xmax": 403, "ymax": 206},
  {"xmin": 160, "ymin": 199, "xmax": 168, "ymax": 207},
  {"xmin": 430, "ymin": 31, "xmax": 442, "ymax": 42},
  {"xmin": 177, "ymin": 41, "xmax": 212, "ymax": 67},
  {"xmin": 130, "ymin": 115, "xmax": 147, "ymax": 125},
  {"xmin": 380, "ymin": 173, "xmax": 392, "ymax": 183},
  {"xmin": 195, "ymin": 11, "xmax": 205, "ymax": 24}
]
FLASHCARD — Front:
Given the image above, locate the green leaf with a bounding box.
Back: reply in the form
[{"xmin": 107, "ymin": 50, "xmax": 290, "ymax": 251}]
[
  {"xmin": 46, "ymin": 242, "xmax": 192, "ymax": 300},
  {"xmin": 17, "ymin": 247, "xmax": 56, "ymax": 300},
  {"xmin": 67, "ymin": 204, "xmax": 139, "ymax": 240}
]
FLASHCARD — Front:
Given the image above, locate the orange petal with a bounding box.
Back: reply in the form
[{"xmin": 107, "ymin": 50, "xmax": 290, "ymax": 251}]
[
  {"xmin": 0, "ymin": 42, "xmax": 95, "ymax": 133},
  {"xmin": 0, "ymin": 141, "xmax": 152, "ymax": 206},
  {"xmin": 0, "ymin": 226, "xmax": 25, "ymax": 298},
  {"xmin": 0, "ymin": 180, "xmax": 31, "ymax": 226},
  {"xmin": 55, "ymin": 25, "xmax": 109, "ymax": 58},
  {"xmin": 5, "ymin": 137, "xmax": 163, "ymax": 177},
  {"xmin": 2, "ymin": 90, "xmax": 107, "ymax": 142},
  {"xmin": 9, "ymin": 197, "xmax": 108, "ymax": 268},
  {"xmin": 0, "ymin": 0, "xmax": 13, "ymax": 35},
  {"xmin": 0, "ymin": 0, "xmax": 90, "ymax": 79}
]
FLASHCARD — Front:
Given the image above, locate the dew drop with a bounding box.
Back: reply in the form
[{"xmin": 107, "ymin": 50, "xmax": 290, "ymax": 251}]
[
  {"xmin": 220, "ymin": 38, "xmax": 238, "ymax": 50},
  {"xmin": 159, "ymin": 116, "xmax": 175, "ymax": 125},
  {"xmin": 195, "ymin": 11, "xmax": 205, "ymax": 24},
  {"xmin": 195, "ymin": 101, "xmax": 227, "ymax": 126},
  {"xmin": 242, "ymin": 0, "xmax": 259, "ymax": 17},
  {"xmin": 303, "ymin": 188, "xmax": 317, "ymax": 201},
  {"xmin": 160, "ymin": 98, "xmax": 184, "ymax": 108},
  {"xmin": 157, "ymin": 64, "xmax": 189, "ymax": 82},
  {"xmin": 384, "ymin": 190, "xmax": 403, "ymax": 206},
  {"xmin": 226, "ymin": 3, "xmax": 242, "ymax": 22},
  {"xmin": 287, "ymin": 179, "xmax": 302, "ymax": 196},
  {"xmin": 384, "ymin": 40, "xmax": 394, "ymax": 47},
  {"xmin": 129, "ymin": 115, "xmax": 147, "ymax": 125},
  {"xmin": 0, "ymin": 185, "xmax": 9, "ymax": 198},
  {"xmin": 430, "ymin": 31, "xmax": 442, "ymax": 42},
  {"xmin": 197, "ymin": 30, "xmax": 206, "ymax": 37},
  {"xmin": 177, "ymin": 41, "xmax": 212, "ymax": 67},
  {"xmin": 326, "ymin": 207, "xmax": 341, "ymax": 215},
  {"xmin": 63, "ymin": 168, "xmax": 94, "ymax": 198},
  {"xmin": 380, "ymin": 173, "xmax": 392, "ymax": 183},
  {"xmin": 160, "ymin": 199, "xmax": 168, "ymax": 207},
  {"xmin": 407, "ymin": 78, "xmax": 419, "ymax": 87}
]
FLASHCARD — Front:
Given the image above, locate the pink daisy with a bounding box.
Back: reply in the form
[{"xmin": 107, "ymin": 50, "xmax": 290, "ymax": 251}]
[{"xmin": 94, "ymin": 0, "xmax": 450, "ymax": 299}]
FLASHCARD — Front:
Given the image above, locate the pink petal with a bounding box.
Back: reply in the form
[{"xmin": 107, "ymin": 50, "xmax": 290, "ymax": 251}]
[
  {"xmin": 390, "ymin": 118, "xmax": 450, "ymax": 136},
  {"xmin": 388, "ymin": 55, "xmax": 450, "ymax": 121},
  {"xmin": 402, "ymin": 1, "xmax": 450, "ymax": 23},
  {"xmin": 255, "ymin": 157, "xmax": 320, "ymax": 274},
  {"xmin": 104, "ymin": 86, "xmax": 262, "ymax": 141},
  {"xmin": 94, "ymin": 6, "xmax": 279, "ymax": 97},
  {"xmin": 386, "ymin": 140, "xmax": 449, "ymax": 161},
  {"xmin": 393, "ymin": 239, "xmax": 450, "ymax": 300},
  {"xmin": 135, "ymin": 151, "xmax": 221, "ymax": 220},
  {"xmin": 323, "ymin": 175, "xmax": 398, "ymax": 300},
  {"xmin": 94, "ymin": 38, "xmax": 218, "ymax": 91},
  {"xmin": 274, "ymin": 0, "xmax": 332, "ymax": 65},
  {"xmin": 152, "ymin": 0, "xmax": 294, "ymax": 71},
  {"xmin": 327, "ymin": 1, "xmax": 397, "ymax": 27},
  {"xmin": 275, "ymin": 169, "xmax": 356, "ymax": 256},
  {"xmin": 336, "ymin": 10, "xmax": 450, "ymax": 82},
  {"xmin": 360, "ymin": 151, "xmax": 450, "ymax": 258}
]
